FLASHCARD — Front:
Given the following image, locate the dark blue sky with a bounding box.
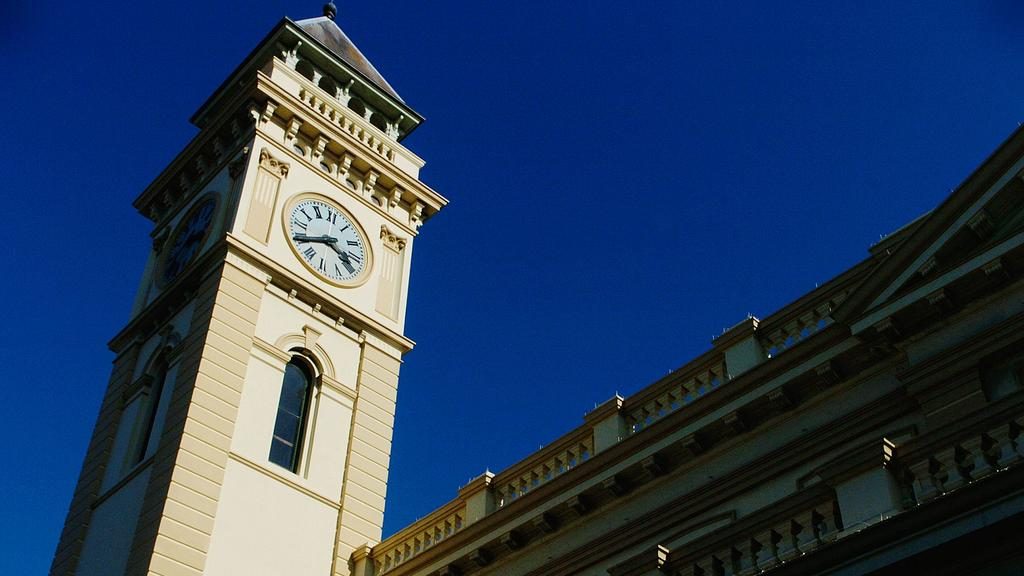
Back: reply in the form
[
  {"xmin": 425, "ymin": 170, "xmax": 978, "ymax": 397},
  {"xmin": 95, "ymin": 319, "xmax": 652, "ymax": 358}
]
[{"xmin": 2, "ymin": 2, "xmax": 1023, "ymax": 573}]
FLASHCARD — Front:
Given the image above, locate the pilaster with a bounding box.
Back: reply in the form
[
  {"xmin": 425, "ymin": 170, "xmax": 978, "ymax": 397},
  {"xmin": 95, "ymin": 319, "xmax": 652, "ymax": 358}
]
[
  {"xmin": 331, "ymin": 334, "xmax": 402, "ymax": 574},
  {"xmin": 125, "ymin": 259, "xmax": 266, "ymax": 575}
]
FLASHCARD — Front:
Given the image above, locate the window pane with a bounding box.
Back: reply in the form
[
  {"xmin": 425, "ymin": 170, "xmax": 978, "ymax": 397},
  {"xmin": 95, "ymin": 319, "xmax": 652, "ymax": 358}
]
[
  {"xmin": 269, "ymin": 361, "xmax": 311, "ymax": 471},
  {"xmin": 269, "ymin": 439, "xmax": 295, "ymax": 469},
  {"xmin": 273, "ymin": 410, "xmax": 300, "ymax": 443}
]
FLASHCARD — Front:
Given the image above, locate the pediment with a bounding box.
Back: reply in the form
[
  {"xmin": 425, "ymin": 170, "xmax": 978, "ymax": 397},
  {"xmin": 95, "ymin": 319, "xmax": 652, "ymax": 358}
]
[{"xmin": 835, "ymin": 127, "xmax": 1024, "ymax": 330}]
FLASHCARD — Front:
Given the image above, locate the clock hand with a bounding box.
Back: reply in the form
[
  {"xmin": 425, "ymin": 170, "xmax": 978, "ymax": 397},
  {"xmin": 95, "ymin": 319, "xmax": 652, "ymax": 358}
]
[
  {"xmin": 293, "ymin": 234, "xmax": 339, "ymax": 244},
  {"xmin": 327, "ymin": 242, "xmax": 351, "ymax": 262}
]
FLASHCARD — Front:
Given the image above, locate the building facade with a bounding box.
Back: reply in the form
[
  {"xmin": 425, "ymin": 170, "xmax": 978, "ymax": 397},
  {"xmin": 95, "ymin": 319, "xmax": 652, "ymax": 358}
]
[
  {"xmin": 361, "ymin": 130, "xmax": 1024, "ymax": 575},
  {"xmin": 52, "ymin": 4, "xmax": 1024, "ymax": 576}
]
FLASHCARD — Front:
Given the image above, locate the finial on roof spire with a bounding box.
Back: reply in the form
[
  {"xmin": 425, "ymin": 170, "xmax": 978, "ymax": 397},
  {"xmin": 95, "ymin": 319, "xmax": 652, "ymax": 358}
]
[{"xmin": 323, "ymin": 1, "xmax": 337, "ymax": 20}]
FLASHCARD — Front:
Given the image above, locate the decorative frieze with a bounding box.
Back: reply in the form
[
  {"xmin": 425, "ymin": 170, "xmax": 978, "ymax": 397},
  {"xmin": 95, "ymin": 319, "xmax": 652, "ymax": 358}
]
[
  {"xmin": 258, "ymin": 147, "xmax": 290, "ymax": 178},
  {"xmin": 723, "ymin": 411, "xmax": 748, "ymax": 434},
  {"xmin": 983, "ymin": 257, "xmax": 1010, "ymax": 282},
  {"xmin": 966, "ymin": 209, "xmax": 995, "ymax": 239},
  {"xmin": 926, "ymin": 288, "xmax": 956, "ymax": 314},
  {"xmin": 918, "ymin": 255, "xmax": 938, "ymax": 277},
  {"xmin": 380, "ymin": 225, "xmax": 408, "ymax": 252},
  {"xmin": 499, "ymin": 531, "xmax": 523, "ymax": 551},
  {"xmin": 566, "ymin": 494, "xmax": 590, "ymax": 516},
  {"xmin": 814, "ymin": 359, "xmax": 843, "ymax": 388},
  {"xmin": 532, "ymin": 513, "xmax": 558, "ymax": 533}
]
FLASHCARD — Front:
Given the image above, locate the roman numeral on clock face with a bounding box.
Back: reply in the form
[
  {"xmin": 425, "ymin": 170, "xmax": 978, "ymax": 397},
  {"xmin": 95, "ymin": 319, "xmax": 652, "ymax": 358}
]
[
  {"xmin": 312, "ymin": 205, "xmax": 323, "ymax": 219},
  {"xmin": 303, "ymin": 246, "xmax": 317, "ymax": 259}
]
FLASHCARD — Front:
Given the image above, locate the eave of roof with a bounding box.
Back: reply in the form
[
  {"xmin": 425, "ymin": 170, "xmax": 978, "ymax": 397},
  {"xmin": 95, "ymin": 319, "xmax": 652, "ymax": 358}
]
[{"xmin": 294, "ymin": 15, "xmax": 403, "ymax": 103}]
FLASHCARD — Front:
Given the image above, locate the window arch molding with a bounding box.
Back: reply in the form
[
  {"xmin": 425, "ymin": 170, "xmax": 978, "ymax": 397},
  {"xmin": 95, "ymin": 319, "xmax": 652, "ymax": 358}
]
[{"xmin": 273, "ymin": 331, "xmax": 335, "ymax": 380}]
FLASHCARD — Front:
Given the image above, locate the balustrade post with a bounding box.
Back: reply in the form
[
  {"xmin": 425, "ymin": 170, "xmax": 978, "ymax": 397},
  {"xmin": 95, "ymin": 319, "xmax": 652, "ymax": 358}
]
[
  {"xmin": 835, "ymin": 464, "xmax": 902, "ymax": 532},
  {"xmin": 815, "ymin": 501, "xmax": 841, "ymax": 542},
  {"xmin": 774, "ymin": 521, "xmax": 801, "ymax": 562},
  {"xmin": 959, "ymin": 435, "xmax": 994, "ymax": 480},
  {"xmin": 908, "ymin": 458, "xmax": 940, "ymax": 502},
  {"xmin": 713, "ymin": 547, "xmax": 741, "ymax": 576},
  {"xmin": 712, "ymin": 317, "xmax": 764, "ymax": 378},
  {"xmin": 933, "ymin": 446, "xmax": 968, "ymax": 492},
  {"xmin": 585, "ymin": 395, "xmax": 627, "ymax": 453},
  {"xmin": 350, "ymin": 544, "xmax": 373, "ymax": 576},
  {"xmin": 459, "ymin": 471, "xmax": 495, "ymax": 525},
  {"xmin": 736, "ymin": 536, "xmax": 762, "ymax": 576},
  {"xmin": 989, "ymin": 422, "xmax": 1022, "ymax": 468},
  {"xmin": 791, "ymin": 510, "xmax": 819, "ymax": 554},
  {"xmin": 759, "ymin": 528, "xmax": 782, "ymax": 570},
  {"xmin": 1013, "ymin": 417, "xmax": 1024, "ymax": 459}
]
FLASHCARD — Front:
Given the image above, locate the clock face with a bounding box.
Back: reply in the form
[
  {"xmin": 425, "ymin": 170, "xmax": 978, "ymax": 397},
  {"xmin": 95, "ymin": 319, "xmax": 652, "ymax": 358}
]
[
  {"xmin": 287, "ymin": 198, "xmax": 369, "ymax": 284},
  {"xmin": 162, "ymin": 196, "xmax": 217, "ymax": 284}
]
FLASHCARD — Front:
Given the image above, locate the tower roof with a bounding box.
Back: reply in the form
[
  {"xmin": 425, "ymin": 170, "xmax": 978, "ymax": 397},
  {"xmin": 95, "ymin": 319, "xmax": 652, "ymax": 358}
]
[{"xmin": 294, "ymin": 14, "xmax": 403, "ymax": 103}]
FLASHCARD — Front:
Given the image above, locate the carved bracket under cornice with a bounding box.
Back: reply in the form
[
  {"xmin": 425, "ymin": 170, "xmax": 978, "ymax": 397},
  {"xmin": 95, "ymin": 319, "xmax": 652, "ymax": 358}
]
[{"xmin": 228, "ymin": 147, "xmax": 250, "ymax": 180}]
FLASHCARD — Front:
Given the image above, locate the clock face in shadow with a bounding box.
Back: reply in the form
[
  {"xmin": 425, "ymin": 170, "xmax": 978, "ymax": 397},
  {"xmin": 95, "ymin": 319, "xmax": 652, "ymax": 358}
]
[{"xmin": 162, "ymin": 196, "xmax": 218, "ymax": 285}]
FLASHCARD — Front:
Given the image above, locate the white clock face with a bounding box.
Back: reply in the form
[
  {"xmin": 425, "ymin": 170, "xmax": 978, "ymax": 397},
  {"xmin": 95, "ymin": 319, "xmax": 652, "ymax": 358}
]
[{"xmin": 288, "ymin": 198, "xmax": 368, "ymax": 283}]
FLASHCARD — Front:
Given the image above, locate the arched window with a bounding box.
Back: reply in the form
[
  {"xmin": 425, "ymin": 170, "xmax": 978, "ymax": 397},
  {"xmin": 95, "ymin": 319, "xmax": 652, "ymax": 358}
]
[
  {"xmin": 101, "ymin": 347, "xmax": 176, "ymax": 491},
  {"xmin": 369, "ymin": 112, "xmax": 388, "ymax": 132},
  {"xmin": 295, "ymin": 60, "xmax": 316, "ymax": 82},
  {"xmin": 347, "ymin": 97, "xmax": 366, "ymax": 117},
  {"xmin": 269, "ymin": 356, "xmax": 316, "ymax": 472}
]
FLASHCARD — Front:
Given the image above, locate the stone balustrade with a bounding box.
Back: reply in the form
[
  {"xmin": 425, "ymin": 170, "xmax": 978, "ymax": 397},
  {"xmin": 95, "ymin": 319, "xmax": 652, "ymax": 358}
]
[
  {"xmin": 362, "ymin": 263, "xmax": 874, "ymax": 576},
  {"xmin": 622, "ymin": 355, "xmax": 728, "ymax": 435},
  {"xmin": 904, "ymin": 412, "xmax": 1024, "ymax": 504},
  {"xmin": 758, "ymin": 287, "xmax": 850, "ymax": 359},
  {"xmin": 373, "ymin": 501, "xmax": 467, "ymax": 574},
  {"xmin": 673, "ymin": 500, "xmax": 842, "ymax": 576},
  {"xmin": 492, "ymin": 429, "xmax": 595, "ymax": 509},
  {"xmin": 298, "ymin": 87, "xmax": 396, "ymax": 162}
]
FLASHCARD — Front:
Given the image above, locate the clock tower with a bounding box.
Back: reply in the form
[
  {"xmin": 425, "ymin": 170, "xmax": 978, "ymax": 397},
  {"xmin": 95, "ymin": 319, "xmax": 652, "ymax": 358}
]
[{"xmin": 50, "ymin": 4, "xmax": 446, "ymax": 576}]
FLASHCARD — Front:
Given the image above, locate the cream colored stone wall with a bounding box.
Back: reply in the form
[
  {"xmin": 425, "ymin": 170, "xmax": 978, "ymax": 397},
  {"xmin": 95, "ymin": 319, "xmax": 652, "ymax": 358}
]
[
  {"xmin": 203, "ymin": 460, "xmax": 340, "ymax": 575},
  {"xmin": 333, "ymin": 338, "xmax": 402, "ymax": 573}
]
